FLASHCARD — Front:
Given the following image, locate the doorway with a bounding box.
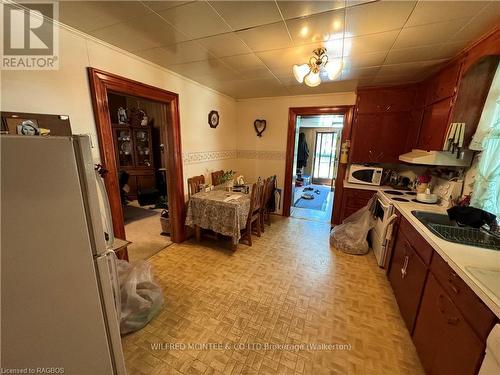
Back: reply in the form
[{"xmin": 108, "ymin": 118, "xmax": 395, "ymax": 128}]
[
  {"xmin": 283, "ymin": 106, "xmax": 354, "ymax": 224},
  {"xmin": 88, "ymin": 68, "xmax": 186, "ymax": 261},
  {"xmin": 291, "ymin": 115, "xmax": 343, "ymax": 222},
  {"xmin": 107, "ymin": 92, "xmax": 173, "ymax": 262}
]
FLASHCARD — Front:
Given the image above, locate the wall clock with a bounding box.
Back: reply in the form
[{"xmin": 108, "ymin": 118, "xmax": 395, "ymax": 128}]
[{"xmin": 208, "ymin": 110, "xmax": 219, "ymax": 128}]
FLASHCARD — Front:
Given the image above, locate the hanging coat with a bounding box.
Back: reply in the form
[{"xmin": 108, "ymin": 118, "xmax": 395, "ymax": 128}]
[{"xmin": 297, "ymin": 132, "xmax": 309, "ymax": 169}]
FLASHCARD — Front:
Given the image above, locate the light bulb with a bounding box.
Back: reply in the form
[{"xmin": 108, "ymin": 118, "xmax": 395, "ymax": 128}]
[
  {"xmin": 325, "ymin": 59, "xmax": 343, "ymax": 80},
  {"xmin": 293, "ymin": 64, "xmax": 310, "ymax": 83},
  {"xmin": 304, "ymin": 70, "xmax": 321, "ymax": 87}
]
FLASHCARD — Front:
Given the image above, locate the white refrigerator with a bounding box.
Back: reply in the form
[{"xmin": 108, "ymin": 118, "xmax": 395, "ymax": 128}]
[{"xmin": 1, "ymin": 135, "xmax": 127, "ymax": 375}]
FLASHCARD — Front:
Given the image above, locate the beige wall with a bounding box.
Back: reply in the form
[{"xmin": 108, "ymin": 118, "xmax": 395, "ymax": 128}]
[
  {"xmin": 234, "ymin": 93, "xmax": 356, "ymax": 212},
  {"xmin": 0, "ymin": 26, "xmax": 238, "ymax": 195},
  {"xmin": 1, "ymin": 22, "xmax": 356, "ymax": 209}
]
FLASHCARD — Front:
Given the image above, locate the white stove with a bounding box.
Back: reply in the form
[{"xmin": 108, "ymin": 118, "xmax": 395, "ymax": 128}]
[{"xmin": 370, "ymin": 179, "xmax": 463, "ymax": 268}]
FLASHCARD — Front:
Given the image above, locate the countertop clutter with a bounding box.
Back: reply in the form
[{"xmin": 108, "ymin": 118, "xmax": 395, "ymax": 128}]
[{"xmin": 343, "ymin": 180, "xmax": 500, "ymax": 319}]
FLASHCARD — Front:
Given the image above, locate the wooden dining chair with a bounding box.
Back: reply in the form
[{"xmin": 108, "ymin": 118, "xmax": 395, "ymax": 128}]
[
  {"xmin": 211, "ymin": 170, "xmax": 224, "ymax": 185},
  {"xmin": 262, "ymin": 175, "xmax": 276, "ymax": 228},
  {"xmin": 259, "ymin": 178, "xmax": 270, "ymax": 233},
  {"xmin": 187, "ymin": 175, "xmax": 205, "ymax": 197},
  {"xmin": 240, "ymin": 182, "xmax": 262, "ymax": 246}
]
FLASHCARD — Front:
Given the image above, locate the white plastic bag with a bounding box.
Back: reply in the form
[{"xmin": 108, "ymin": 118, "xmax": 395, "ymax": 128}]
[
  {"xmin": 117, "ymin": 260, "xmax": 164, "ymax": 334},
  {"xmin": 330, "ymin": 196, "xmax": 377, "ymax": 255}
]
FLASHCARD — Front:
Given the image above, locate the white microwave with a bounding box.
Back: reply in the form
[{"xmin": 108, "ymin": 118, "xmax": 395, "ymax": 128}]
[{"xmin": 347, "ymin": 164, "xmax": 383, "ymax": 186}]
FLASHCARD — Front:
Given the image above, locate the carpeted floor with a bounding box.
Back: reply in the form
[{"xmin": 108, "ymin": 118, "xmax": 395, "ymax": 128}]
[
  {"xmin": 293, "ymin": 184, "xmax": 331, "ymax": 211},
  {"xmin": 123, "ymin": 202, "xmax": 172, "ymax": 263}
]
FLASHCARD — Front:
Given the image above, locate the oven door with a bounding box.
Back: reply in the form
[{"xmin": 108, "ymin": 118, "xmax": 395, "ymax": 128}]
[{"xmin": 370, "ymin": 195, "xmax": 394, "ymax": 266}]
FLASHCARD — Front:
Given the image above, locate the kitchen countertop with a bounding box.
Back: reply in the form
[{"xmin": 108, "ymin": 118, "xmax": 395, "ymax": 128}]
[
  {"xmin": 343, "ymin": 180, "xmax": 500, "ymax": 319},
  {"xmin": 343, "ymin": 181, "xmax": 393, "ymax": 191},
  {"xmin": 393, "ymin": 201, "xmax": 500, "ymax": 319}
]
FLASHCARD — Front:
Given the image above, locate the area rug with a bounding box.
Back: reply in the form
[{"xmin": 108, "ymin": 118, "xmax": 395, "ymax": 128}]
[
  {"xmin": 123, "ymin": 204, "xmax": 157, "ymax": 224},
  {"xmin": 293, "ymin": 184, "xmax": 331, "ymax": 211},
  {"xmin": 125, "ymin": 213, "xmax": 172, "ymax": 263}
]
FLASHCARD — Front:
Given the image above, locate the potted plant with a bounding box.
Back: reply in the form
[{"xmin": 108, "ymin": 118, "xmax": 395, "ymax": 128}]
[{"xmin": 219, "ymin": 170, "xmax": 236, "ymax": 188}]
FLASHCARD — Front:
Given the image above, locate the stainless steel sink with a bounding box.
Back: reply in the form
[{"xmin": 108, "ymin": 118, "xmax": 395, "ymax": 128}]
[{"xmin": 411, "ymin": 210, "xmax": 500, "ymax": 251}]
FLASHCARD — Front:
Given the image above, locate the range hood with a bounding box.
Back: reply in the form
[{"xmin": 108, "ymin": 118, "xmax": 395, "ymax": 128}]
[{"xmin": 399, "ymin": 149, "xmax": 473, "ymax": 167}]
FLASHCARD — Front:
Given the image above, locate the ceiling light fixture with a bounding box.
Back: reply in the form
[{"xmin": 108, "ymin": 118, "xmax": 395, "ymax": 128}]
[{"xmin": 292, "ymin": 47, "xmax": 343, "ymax": 87}]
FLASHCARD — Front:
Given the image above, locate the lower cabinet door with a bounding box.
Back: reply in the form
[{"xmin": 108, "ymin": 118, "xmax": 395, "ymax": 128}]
[
  {"xmin": 388, "ymin": 233, "xmax": 427, "ymax": 332},
  {"xmin": 413, "ymin": 274, "xmax": 484, "ymax": 375}
]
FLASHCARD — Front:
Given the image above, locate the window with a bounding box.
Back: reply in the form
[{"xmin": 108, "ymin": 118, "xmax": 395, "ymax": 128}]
[
  {"xmin": 470, "ymin": 96, "xmax": 500, "ymax": 216},
  {"xmin": 313, "ymin": 132, "xmax": 338, "ymax": 180}
]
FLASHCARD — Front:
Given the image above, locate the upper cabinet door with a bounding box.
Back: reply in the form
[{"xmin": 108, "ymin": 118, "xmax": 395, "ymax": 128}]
[
  {"xmin": 357, "ymin": 87, "xmax": 416, "ymax": 113},
  {"xmin": 350, "ymin": 113, "xmax": 382, "ymax": 162},
  {"xmin": 417, "ymin": 97, "xmax": 454, "ymax": 151},
  {"xmin": 425, "ymin": 61, "xmax": 462, "ymax": 106}
]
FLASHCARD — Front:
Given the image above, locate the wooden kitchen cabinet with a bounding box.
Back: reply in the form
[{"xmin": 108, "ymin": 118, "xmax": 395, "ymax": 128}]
[
  {"xmin": 351, "ymin": 108, "xmax": 417, "ymax": 163},
  {"xmin": 351, "ymin": 85, "xmax": 418, "ymax": 163},
  {"xmin": 413, "ymin": 274, "xmax": 484, "ymax": 375},
  {"xmin": 425, "ymin": 60, "xmax": 462, "ymax": 106},
  {"xmin": 416, "ymin": 96, "xmax": 454, "ymax": 151},
  {"xmin": 356, "ymin": 86, "xmax": 416, "ymax": 113},
  {"xmin": 388, "ymin": 231, "xmax": 428, "ymax": 332},
  {"xmin": 339, "ymin": 188, "xmax": 374, "ymax": 221},
  {"xmin": 430, "ymin": 254, "xmax": 496, "ymax": 340}
]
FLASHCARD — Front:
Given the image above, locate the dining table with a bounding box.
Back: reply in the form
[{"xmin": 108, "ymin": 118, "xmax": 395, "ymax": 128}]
[{"xmin": 185, "ymin": 188, "xmax": 251, "ymax": 249}]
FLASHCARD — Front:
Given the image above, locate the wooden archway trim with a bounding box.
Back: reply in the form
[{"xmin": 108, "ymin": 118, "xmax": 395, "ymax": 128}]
[
  {"xmin": 87, "ymin": 68, "xmax": 186, "ymax": 259},
  {"xmin": 283, "ymin": 106, "xmax": 354, "ymax": 224}
]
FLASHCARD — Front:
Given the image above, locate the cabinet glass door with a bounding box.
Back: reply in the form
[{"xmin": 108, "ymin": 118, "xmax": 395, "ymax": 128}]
[
  {"xmin": 115, "ymin": 129, "xmax": 133, "ymax": 167},
  {"xmin": 134, "ymin": 129, "xmax": 152, "ymax": 167}
]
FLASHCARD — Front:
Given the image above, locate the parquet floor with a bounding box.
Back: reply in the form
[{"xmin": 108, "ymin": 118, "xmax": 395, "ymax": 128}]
[{"xmin": 122, "ymin": 217, "xmax": 424, "ymax": 375}]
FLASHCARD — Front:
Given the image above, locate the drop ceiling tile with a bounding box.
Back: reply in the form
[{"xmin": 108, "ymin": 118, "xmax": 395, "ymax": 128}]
[
  {"xmin": 405, "ymin": 1, "xmax": 489, "ymax": 28},
  {"xmin": 378, "ymin": 59, "xmax": 448, "ymax": 77},
  {"xmin": 141, "ymin": 1, "xmax": 192, "ymax": 13},
  {"xmin": 385, "ymin": 44, "xmax": 459, "ymax": 65},
  {"xmin": 393, "ymin": 18, "xmax": 471, "ymax": 50},
  {"xmin": 346, "ymin": 30, "xmax": 399, "ymax": 56},
  {"xmin": 450, "ymin": 2, "xmax": 500, "ymax": 43},
  {"xmin": 285, "ymin": 9, "xmax": 345, "ymax": 46},
  {"xmin": 209, "ymin": 1, "xmax": 282, "ymax": 30},
  {"xmin": 343, "ymin": 51, "xmax": 387, "ymax": 69},
  {"xmin": 287, "ymin": 79, "xmax": 358, "ymax": 95},
  {"xmin": 197, "ymin": 33, "xmax": 252, "ymax": 58},
  {"xmin": 214, "ymin": 79, "xmax": 290, "ymax": 99},
  {"xmin": 221, "ymin": 53, "xmax": 266, "ymax": 71},
  {"xmin": 220, "ymin": 54, "xmax": 272, "ymax": 79},
  {"xmin": 135, "ymin": 40, "xmax": 213, "ymax": 66},
  {"xmin": 159, "ymin": 1, "xmax": 231, "ymax": 39},
  {"xmin": 90, "ymin": 13, "xmax": 188, "ymax": 52},
  {"xmin": 277, "ymin": 1, "xmax": 345, "ymax": 20},
  {"xmin": 236, "ymin": 22, "xmax": 293, "ymax": 52},
  {"xmin": 340, "ymin": 66, "xmax": 380, "ymax": 80},
  {"xmin": 345, "ymin": 0, "xmax": 416, "ymax": 37},
  {"xmin": 59, "ymin": 1, "xmax": 153, "ymax": 32},
  {"xmin": 256, "ymin": 45, "xmax": 317, "ymax": 69},
  {"xmin": 167, "ymin": 59, "xmax": 241, "ymax": 80}
]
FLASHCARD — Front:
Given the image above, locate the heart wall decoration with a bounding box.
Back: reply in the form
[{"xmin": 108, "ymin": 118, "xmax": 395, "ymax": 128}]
[{"xmin": 254, "ymin": 119, "xmax": 266, "ymax": 137}]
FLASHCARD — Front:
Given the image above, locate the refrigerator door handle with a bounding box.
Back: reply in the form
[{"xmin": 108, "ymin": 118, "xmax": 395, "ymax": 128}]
[
  {"xmin": 105, "ymin": 249, "xmax": 121, "ymax": 319},
  {"xmin": 96, "ymin": 170, "xmax": 115, "ymax": 249}
]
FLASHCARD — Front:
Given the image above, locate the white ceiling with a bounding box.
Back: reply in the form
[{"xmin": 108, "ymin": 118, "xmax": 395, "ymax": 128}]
[{"xmin": 59, "ymin": 0, "xmax": 500, "ymax": 99}]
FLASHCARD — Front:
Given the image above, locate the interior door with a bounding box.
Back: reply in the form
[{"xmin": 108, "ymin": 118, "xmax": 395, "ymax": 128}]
[{"xmin": 312, "ymin": 131, "xmax": 339, "ymax": 185}]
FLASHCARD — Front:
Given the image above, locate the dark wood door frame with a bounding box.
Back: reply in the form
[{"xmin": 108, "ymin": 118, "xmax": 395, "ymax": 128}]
[
  {"xmin": 87, "ymin": 68, "xmax": 186, "ymax": 259},
  {"xmin": 283, "ymin": 106, "xmax": 354, "ymax": 224}
]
